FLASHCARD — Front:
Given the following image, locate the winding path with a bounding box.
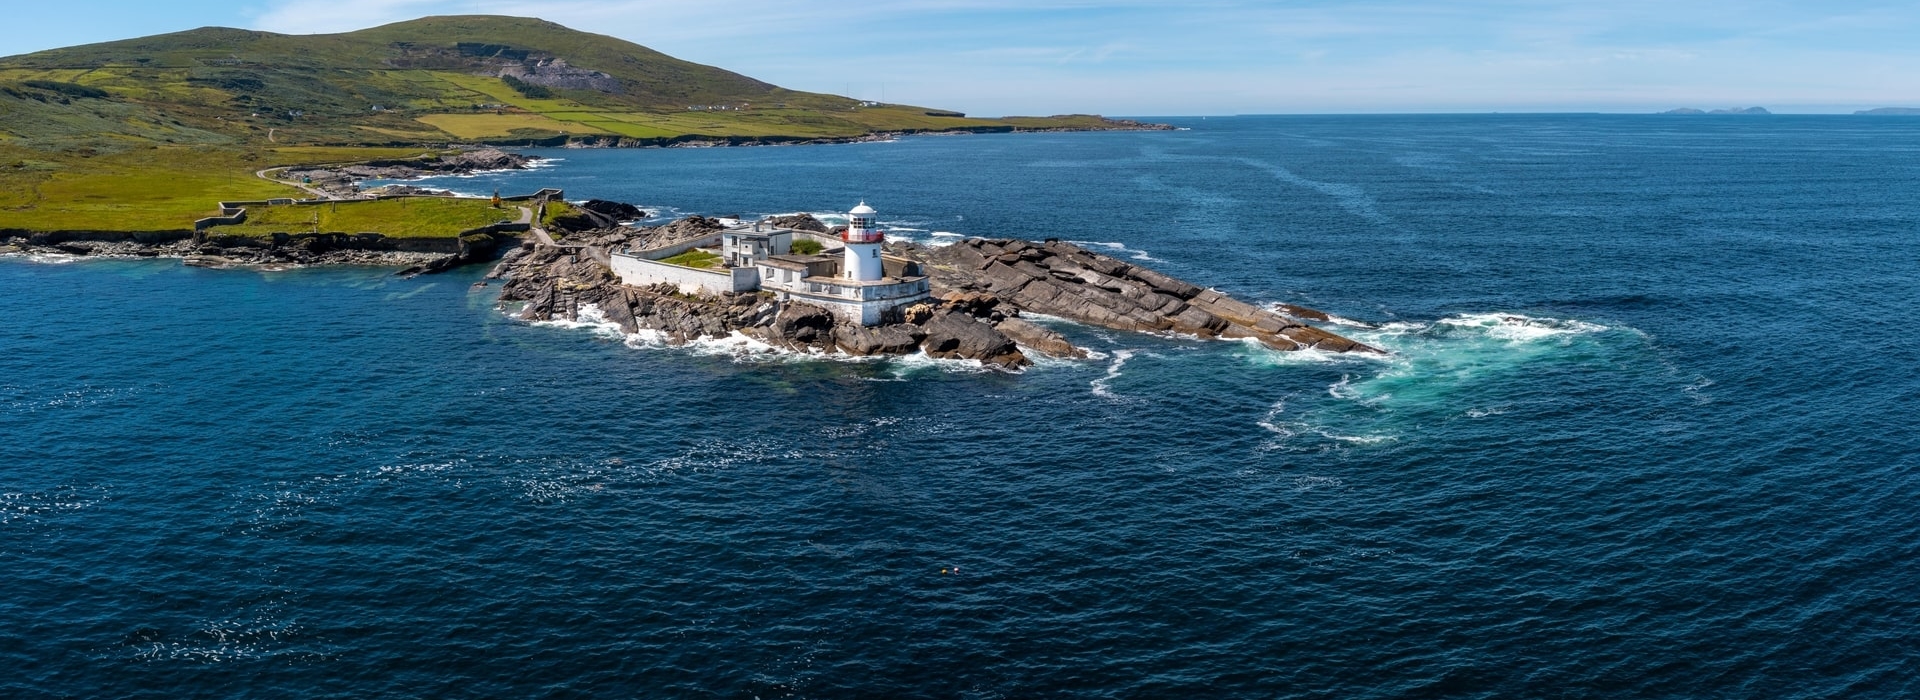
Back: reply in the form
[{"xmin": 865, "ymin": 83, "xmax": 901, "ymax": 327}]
[
  {"xmin": 254, "ymin": 166, "xmax": 337, "ymax": 200},
  {"xmin": 522, "ymin": 205, "xmax": 610, "ymax": 266}
]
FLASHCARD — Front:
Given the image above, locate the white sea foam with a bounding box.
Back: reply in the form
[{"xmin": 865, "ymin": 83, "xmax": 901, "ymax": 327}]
[
  {"xmin": 1068, "ymin": 239, "xmax": 1159, "ymax": 261},
  {"xmin": 1256, "ymin": 398, "xmax": 1395, "ymax": 449},
  {"xmin": 527, "ymin": 309, "xmax": 1009, "ymax": 373},
  {"xmin": 1328, "ymin": 374, "xmax": 1359, "ymax": 400},
  {"xmin": 1682, "ymin": 376, "xmax": 1716, "ymax": 405},
  {"xmin": 1320, "ymin": 431, "xmax": 1395, "ymax": 444},
  {"xmin": 530, "ymin": 304, "xmax": 625, "ymax": 339},
  {"xmin": 22, "ymin": 253, "xmax": 81, "ymax": 264},
  {"xmin": 1437, "ymin": 313, "xmax": 1608, "ymax": 342},
  {"xmin": 0, "ymin": 484, "xmax": 109, "ymax": 525},
  {"xmin": 1256, "ymin": 399, "xmax": 1296, "ymax": 439},
  {"xmin": 1292, "ymin": 475, "xmax": 1345, "ymax": 492},
  {"xmin": 1305, "ymin": 310, "xmax": 1375, "ymax": 329},
  {"xmin": 1241, "ymin": 337, "xmax": 1379, "ymax": 366},
  {"xmin": 887, "ymin": 351, "xmax": 996, "ymax": 375},
  {"xmin": 1090, "ymin": 349, "xmax": 1137, "ymax": 399},
  {"xmin": 1252, "ymin": 310, "xmax": 1629, "ymax": 442}
]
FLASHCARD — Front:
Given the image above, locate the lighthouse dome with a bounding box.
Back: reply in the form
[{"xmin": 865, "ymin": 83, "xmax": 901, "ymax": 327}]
[{"xmin": 850, "ymin": 202, "xmax": 877, "ymax": 216}]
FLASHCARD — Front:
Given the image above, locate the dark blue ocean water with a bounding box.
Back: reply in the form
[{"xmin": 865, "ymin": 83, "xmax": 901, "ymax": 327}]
[{"xmin": 5, "ymin": 115, "xmax": 1920, "ymax": 698}]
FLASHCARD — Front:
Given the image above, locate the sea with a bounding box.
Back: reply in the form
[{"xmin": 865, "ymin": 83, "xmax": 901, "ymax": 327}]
[{"xmin": 4, "ymin": 115, "xmax": 1919, "ymax": 698}]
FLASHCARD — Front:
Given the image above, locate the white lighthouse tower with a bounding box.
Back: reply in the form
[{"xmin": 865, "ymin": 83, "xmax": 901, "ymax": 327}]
[{"xmin": 842, "ymin": 201, "xmax": 885, "ymax": 281}]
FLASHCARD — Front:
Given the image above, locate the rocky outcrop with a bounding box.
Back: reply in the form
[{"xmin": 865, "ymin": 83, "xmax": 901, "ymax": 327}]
[
  {"xmin": 582, "ymin": 199, "xmax": 647, "ymax": 221},
  {"xmin": 762, "ymin": 213, "xmax": 829, "ymax": 233},
  {"xmin": 919, "ymin": 310, "xmax": 1026, "ymax": 367},
  {"xmin": 911, "ymin": 238, "xmax": 1379, "ymax": 353},
  {"xmin": 994, "ymin": 317, "xmax": 1087, "ymax": 359},
  {"xmin": 836, "ymin": 324, "xmax": 925, "ymax": 356},
  {"xmin": 487, "ymin": 216, "xmax": 1374, "ymax": 368},
  {"xmin": 0, "ymin": 231, "xmax": 474, "ymax": 269},
  {"xmin": 551, "ymin": 199, "xmax": 651, "ymax": 232},
  {"xmin": 497, "ymin": 58, "xmax": 623, "ymax": 94},
  {"xmin": 491, "ymin": 220, "xmax": 1034, "ymax": 368},
  {"xmin": 280, "ymin": 149, "xmax": 539, "ymax": 197},
  {"xmin": 369, "ymin": 184, "xmax": 455, "ymax": 196}
]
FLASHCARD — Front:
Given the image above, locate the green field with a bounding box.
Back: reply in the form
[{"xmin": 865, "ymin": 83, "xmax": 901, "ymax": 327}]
[
  {"xmin": 0, "ymin": 146, "xmax": 293, "ymax": 231},
  {"xmin": 0, "ymin": 145, "xmax": 467, "ymax": 232},
  {"xmin": 416, "ymin": 112, "xmax": 613, "ymax": 139},
  {"xmin": 203, "ymin": 196, "xmax": 520, "ymax": 238}
]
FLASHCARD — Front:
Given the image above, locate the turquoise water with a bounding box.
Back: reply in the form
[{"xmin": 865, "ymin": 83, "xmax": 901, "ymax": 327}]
[{"xmin": 5, "ymin": 115, "xmax": 1919, "ymax": 697}]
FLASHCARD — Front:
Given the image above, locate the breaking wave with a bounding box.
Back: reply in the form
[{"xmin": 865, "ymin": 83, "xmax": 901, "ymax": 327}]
[
  {"xmin": 1069, "ymin": 240, "xmax": 1160, "ymax": 262},
  {"xmin": 524, "ymin": 305, "xmax": 1000, "ymax": 373},
  {"xmin": 1248, "ymin": 311, "xmax": 1631, "ymax": 449}
]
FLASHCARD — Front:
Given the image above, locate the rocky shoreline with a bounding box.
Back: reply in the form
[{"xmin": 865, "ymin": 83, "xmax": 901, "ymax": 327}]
[
  {"xmin": 497, "ymin": 214, "xmax": 1379, "ymax": 369},
  {"xmin": 3, "ymin": 208, "xmax": 1380, "ymax": 368},
  {"xmin": 0, "ymin": 235, "xmax": 472, "ymax": 271},
  {"xmin": 280, "ymin": 148, "xmax": 540, "ymax": 199}
]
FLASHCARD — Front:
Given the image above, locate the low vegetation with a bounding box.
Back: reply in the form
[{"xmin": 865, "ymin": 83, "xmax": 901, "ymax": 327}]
[
  {"xmin": 499, "ymin": 75, "xmax": 553, "ymax": 100},
  {"xmin": 0, "ymin": 145, "xmax": 287, "ymax": 231},
  {"xmin": 659, "ymin": 248, "xmax": 722, "ymax": 269},
  {"xmin": 0, "ymin": 145, "xmax": 456, "ymax": 232},
  {"xmin": 540, "ymin": 200, "xmax": 577, "ymax": 228},
  {"xmin": 201, "ymin": 196, "xmax": 520, "ymax": 238},
  {"xmin": 789, "ymin": 238, "xmax": 824, "ymax": 255}
]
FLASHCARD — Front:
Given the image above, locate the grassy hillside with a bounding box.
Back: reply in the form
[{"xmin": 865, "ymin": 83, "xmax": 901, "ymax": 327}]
[
  {"xmin": 0, "ymin": 15, "xmax": 1151, "ymax": 235},
  {"xmin": 0, "ymin": 15, "xmax": 1076, "ymax": 148}
]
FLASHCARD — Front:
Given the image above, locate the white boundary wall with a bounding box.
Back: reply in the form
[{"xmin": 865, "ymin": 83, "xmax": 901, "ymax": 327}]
[{"xmin": 611, "ymin": 252, "xmax": 759, "ymax": 296}]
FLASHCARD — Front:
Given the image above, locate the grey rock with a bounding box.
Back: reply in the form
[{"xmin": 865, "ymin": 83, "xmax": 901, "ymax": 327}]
[
  {"xmin": 994, "ymin": 318, "xmax": 1087, "ymax": 359},
  {"xmin": 837, "ymin": 324, "xmax": 925, "ymax": 356},
  {"xmin": 920, "ymin": 311, "xmax": 1028, "ymax": 368},
  {"xmin": 769, "ymin": 302, "xmax": 836, "ymax": 350},
  {"xmin": 912, "ymin": 237, "xmax": 1380, "ymax": 354},
  {"xmin": 762, "ymin": 213, "xmax": 829, "ymax": 233}
]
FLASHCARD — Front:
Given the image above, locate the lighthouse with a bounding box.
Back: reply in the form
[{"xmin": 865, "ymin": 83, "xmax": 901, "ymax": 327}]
[{"xmin": 842, "ymin": 202, "xmax": 885, "ymax": 281}]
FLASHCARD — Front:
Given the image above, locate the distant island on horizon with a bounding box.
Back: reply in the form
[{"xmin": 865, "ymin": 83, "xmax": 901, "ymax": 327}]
[
  {"xmin": 1659, "ymin": 107, "xmax": 1772, "ymax": 115},
  {"xmin": 1854, "ymin": 107, "xmax": 1920, "ymax": 115}
]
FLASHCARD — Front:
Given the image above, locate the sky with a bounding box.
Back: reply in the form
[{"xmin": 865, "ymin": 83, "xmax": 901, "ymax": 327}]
[{"xmin": 4, "ymin": 1, "xmax": 1918, "ymax": 116}]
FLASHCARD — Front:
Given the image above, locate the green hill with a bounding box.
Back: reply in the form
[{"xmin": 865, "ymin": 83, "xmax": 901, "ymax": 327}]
[
  {"xmin": 0, "ymin": 15, "xmax": 1090, "ymax": 148},
  {"xmin": 0, "ymin": 16, "xmax": 1148, "ymax": 234}
]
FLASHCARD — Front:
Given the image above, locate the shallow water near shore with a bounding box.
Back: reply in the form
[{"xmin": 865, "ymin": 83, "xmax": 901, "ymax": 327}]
[{"xmin": 6, "ymin": 115, "xmax": 1920, "ymax": 697}]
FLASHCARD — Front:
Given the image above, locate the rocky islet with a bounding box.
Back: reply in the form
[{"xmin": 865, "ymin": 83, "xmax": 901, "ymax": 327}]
[{"xmin": 495, "ymin": 213, "xmax": 1380, "ymax": 368}]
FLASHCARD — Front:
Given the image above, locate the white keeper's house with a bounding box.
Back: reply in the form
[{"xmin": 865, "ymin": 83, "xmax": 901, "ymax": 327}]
[{"xmin": 609, "ymin": 202, "xmax": 933, "ymax": 326}]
